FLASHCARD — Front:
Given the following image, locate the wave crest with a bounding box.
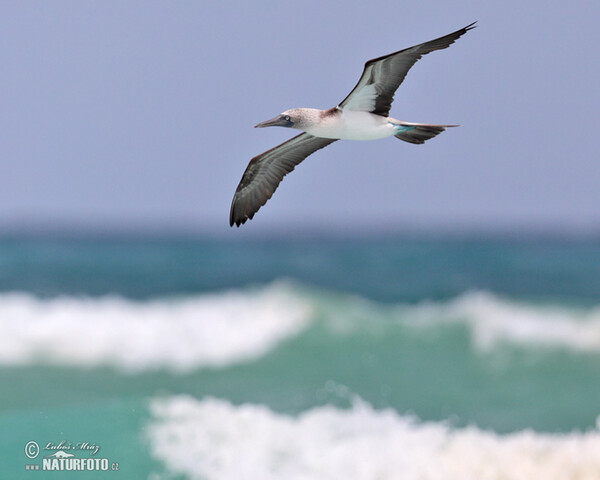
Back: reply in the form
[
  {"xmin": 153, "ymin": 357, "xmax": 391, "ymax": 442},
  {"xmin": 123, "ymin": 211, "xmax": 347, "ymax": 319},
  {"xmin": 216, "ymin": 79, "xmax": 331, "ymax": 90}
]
[
  {"xmin": 1, "ymin": 283, "xmax": 599, "ymax": 372},
  {"xmin": 0, "ymin": 282, "xmax": 312, "ymax": 372},
  {"xmin": 147, "ymin": 395, "xmax": 600, "ymax": 480},
  {"xmin": 408, "ymin": 291, "xmax": 600, "ymax": 352}
]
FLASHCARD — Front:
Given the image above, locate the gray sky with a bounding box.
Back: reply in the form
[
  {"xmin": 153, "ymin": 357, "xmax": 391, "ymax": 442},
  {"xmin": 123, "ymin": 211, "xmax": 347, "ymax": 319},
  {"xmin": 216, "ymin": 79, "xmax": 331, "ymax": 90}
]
[{"xmin": 1, "ymin": 1, "xmax": 599, "ymax": 235}]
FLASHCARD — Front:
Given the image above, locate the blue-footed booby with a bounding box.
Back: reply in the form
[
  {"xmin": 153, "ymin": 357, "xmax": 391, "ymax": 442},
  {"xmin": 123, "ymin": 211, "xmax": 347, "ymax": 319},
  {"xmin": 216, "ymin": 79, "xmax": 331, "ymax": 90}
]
[{"xmin": 230, "ymin": 23, "xmax": 475, "ymax": 227}]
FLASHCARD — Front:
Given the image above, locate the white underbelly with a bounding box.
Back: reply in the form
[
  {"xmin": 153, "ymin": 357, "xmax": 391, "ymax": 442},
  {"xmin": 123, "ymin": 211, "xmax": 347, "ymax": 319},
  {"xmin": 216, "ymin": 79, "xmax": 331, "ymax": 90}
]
[{"xmin": 304, "ymin": 111, "xmax": 397, "ymax": 140}]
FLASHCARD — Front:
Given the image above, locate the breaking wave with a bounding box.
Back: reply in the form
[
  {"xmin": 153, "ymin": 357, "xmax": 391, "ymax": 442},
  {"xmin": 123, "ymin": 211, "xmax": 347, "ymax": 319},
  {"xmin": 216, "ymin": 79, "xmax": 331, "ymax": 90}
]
[
  {"xmin": 147, "ymin": 395, "xmax": 600, "ymax": 480},
  {"xmin": 0, "ymin": 281, "xmax": 599, "ymax": 372},
  {"xmin": 405, "ymin": 291, "xmax": 600, "ymax": 352},
  {"xmin": 0, "ymin": 282, "xmax": 312, "ymax": 372}
]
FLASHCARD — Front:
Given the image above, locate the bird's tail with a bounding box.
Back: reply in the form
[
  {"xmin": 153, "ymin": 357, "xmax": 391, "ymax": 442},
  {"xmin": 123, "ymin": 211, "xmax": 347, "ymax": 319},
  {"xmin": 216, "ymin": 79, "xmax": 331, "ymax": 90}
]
[{"xmin": 393, "ymin": 121, "xmax": 459, "ymax": 145}]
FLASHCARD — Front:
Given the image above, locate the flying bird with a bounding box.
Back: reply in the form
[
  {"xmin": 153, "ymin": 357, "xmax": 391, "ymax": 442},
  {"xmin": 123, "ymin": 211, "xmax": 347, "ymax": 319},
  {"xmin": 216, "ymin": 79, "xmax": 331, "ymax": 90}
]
[{"xmin": 230, "ymin": 23, "xmax": 475, "ymax": 227}]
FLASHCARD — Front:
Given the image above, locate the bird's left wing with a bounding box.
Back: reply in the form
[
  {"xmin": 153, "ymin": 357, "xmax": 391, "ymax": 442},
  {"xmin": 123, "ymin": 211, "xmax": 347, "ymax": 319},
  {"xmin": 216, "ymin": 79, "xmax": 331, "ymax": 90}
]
[
  {"xmin": 230, "ymin": 133, "xmax": 337, "ymax": 226},
  {"xmin": 339, "ymin": 22, "xmax": 476, "ymax": 117}
]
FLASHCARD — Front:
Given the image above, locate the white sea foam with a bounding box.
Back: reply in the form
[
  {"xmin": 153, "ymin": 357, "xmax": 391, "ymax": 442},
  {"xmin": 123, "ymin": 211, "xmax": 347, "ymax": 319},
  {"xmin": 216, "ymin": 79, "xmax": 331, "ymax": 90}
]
[
  {"xmin": 307, "ymin": 287, "xmax": 600, "ymax": 353},
  {"xmin": 147, "ymin": 395, "xmax": 600, "ymax": 480},
  {"xmin": 406, "ymin": 291, "xmax": 600, "ymax": 353},
  {"xmin": 1, "ymin": 283, "xmax": 599, "ymax": 372},
  {"xmin": 0, "ymin": 283, "xmax": 312, "ymax": 372}
]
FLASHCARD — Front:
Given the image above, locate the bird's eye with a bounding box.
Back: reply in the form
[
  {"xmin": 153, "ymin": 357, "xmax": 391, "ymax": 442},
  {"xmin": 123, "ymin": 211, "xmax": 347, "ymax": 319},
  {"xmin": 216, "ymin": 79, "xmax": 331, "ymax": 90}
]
[{"xmin": 284, "ymin": 115, "xmax": 291, "ymax": 122}]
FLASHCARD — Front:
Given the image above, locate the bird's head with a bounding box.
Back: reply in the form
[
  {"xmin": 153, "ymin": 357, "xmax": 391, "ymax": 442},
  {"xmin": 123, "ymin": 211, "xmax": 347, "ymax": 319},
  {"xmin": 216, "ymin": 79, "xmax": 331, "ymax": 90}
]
[{"xmin": 254, "ymin": 109, "xmax": 301, "ymax": 129}]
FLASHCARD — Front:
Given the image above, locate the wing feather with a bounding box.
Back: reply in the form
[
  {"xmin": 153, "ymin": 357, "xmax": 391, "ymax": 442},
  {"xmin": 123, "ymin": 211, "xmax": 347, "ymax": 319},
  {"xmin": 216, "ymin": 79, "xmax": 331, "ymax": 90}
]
[
  {"xmin": 230, "ymin": 133, "xmax": 337, "ymax": 226},
  {"xmin": 339, "ymin": 22, "xmax": 476, "ymax": 116}
]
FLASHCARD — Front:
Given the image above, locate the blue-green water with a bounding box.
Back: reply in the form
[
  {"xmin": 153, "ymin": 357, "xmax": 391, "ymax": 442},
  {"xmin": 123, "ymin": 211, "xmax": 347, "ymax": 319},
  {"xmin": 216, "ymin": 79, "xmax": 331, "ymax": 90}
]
[{"xmin": 1, "ymin": 236, "xmax": 599, "ymax": 479}]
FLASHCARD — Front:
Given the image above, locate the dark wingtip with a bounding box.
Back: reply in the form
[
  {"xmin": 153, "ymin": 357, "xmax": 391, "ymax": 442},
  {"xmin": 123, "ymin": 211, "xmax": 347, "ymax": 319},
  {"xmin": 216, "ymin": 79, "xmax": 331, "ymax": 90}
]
[
  {"xmin": 229, "ymin": 202, "xmax": 235, "ymax": 227},
  {"xmin": 229, "ymin": 198, "xmax": 243, "ymax": 227},
  {"xmin": 229, "ymin": 207, "xmax": 250, "ymax": 227},
  {"xmin": 230, "ymin": 218, "xmax": 245, "ymax": 228},
  {"xmin": 229, "ymin": 213, "xmax": 247, "ymax": 228},
  {"xmin": 465, "ymin": 21, "xmax": 478, "ymax": 31}
]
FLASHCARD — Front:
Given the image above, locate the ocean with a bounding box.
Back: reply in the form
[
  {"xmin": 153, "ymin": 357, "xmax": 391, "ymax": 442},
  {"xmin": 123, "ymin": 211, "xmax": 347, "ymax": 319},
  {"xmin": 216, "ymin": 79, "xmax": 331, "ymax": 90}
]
[{"xmin": 0, "ymin": 235, "xmax": 599, "ymax": 479}]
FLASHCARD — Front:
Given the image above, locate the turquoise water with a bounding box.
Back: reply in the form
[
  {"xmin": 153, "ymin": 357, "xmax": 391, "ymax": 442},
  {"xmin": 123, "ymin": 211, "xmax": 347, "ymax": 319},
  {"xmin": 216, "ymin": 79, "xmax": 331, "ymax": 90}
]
[{"xmin": 0, "ymin": 236, "xmax": 599, "ymax": 479}]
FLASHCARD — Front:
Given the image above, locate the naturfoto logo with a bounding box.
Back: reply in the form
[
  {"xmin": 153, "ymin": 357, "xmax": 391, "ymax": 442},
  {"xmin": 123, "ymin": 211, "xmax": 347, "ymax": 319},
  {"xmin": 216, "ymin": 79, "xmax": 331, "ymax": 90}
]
[{"xmin": 24, "ymin": 440, "xmax": 119, "ymax": 472}]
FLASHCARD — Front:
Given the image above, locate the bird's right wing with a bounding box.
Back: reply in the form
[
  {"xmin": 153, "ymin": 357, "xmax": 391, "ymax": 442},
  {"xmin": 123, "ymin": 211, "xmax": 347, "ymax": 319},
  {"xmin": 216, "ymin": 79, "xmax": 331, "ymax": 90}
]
[
  {"xmin": 230, "ymin": 133, "xmax": 337, "ymax": 226},
  {"xmin": 339, "ymin": 22, "xmax": 476, "ymax": 117}
]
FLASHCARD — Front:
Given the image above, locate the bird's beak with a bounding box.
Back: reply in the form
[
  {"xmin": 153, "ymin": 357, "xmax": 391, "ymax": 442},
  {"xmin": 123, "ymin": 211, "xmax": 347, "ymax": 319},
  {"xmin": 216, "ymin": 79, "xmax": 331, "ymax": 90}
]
[{"xmin": 254, "ymin": 115, "xmax": 292, "ymax": 128}]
